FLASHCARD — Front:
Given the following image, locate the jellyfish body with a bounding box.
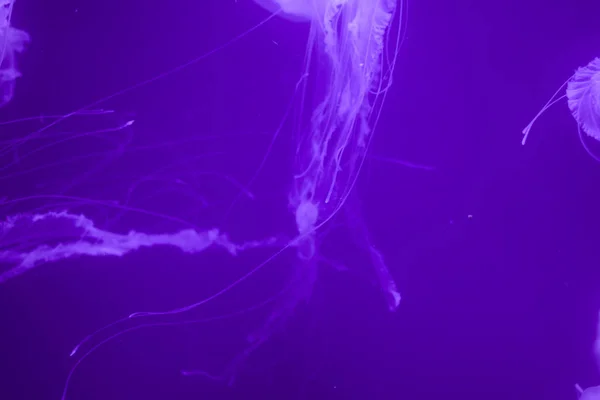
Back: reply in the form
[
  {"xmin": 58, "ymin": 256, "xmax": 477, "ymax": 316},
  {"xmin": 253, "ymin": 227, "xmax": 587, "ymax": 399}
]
[
  {"xmin": 284, "ymin": 0, "xmax": 401, "ymax": 310},
  {"xmin": 289, "ymin": 0, "xmax": 398, "ymax": 217},
  {"xmin": 252, "ymin": 0, "xmax": 326, "ymax": 21},
  {"xmin": 252, "ymin": 0, "xmax": 401, "ymax": 334},
  {"xmin": 566, "ymin": 57, "xmax": 600, "ymax": 141},
  {"xmin": 522, "ymin": 57, "xmax": 600, "ymax": 161},
  {"xmin": 0, "ymin": 0, "xmax": 29, "ymax": 107}
]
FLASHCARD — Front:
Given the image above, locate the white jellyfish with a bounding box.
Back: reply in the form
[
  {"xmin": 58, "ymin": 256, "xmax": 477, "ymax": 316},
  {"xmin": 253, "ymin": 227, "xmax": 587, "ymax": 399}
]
[
  {"xmin": 566, "ymin": 58, "xmax": 600, "ymax": 141},
  {"xmin": 522, "ymin": 57, "xmax": 600, "ymax": 162},
  {"xmin": 0, "ymin": 0, "xmax": 29, "ymax": 107},
  {"xmin": 254, "ymin": 0, "xmax": 402, "ymax": 310},
  {"xmin": 0, "ymin": 0, "xmax": 403, "ymax": 397}
]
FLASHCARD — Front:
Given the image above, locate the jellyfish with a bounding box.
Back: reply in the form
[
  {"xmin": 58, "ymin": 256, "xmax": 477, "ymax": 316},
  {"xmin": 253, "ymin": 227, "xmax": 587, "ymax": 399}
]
[
  {"xmin": 0, "ymin": 0, "xmax": 403, "ymax": 397},
  {"xmin": 522, "ymin": 57, "xmax": 600, "ymax": 162},
  {"xmin": 256, "ymin": 0, "xmax": 403, "ymax": 310},
  {"xmin": 0, "ymin": 0, "xmax": 29, "ymax": 107},
  {"xmin": 566, "ymin": 58, "xmax": 600, "ymax": 142}
]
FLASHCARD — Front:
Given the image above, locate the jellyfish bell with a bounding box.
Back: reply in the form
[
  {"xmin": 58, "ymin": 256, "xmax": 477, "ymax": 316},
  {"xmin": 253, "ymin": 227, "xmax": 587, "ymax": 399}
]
[
  {"xmin": 252, "ymin": 0, "xmax": 326, "ymax": 22},
  {"xmin": 522, "ymin": 57, "xmax": 600, "ymax": 162},
  {"xmin": 566, "ymin": 58, "xmax": 600, "ymax": 150}
]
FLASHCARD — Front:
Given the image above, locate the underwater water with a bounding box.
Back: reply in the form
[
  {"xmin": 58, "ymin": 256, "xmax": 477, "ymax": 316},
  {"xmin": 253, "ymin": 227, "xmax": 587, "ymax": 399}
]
[{"xmin": 0, "ymin": 0, "xmax": 600, "ymax": 399}]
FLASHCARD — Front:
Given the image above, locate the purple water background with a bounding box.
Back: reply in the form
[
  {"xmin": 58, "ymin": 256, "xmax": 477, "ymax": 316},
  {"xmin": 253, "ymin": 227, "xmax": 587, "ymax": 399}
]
[{"xmin": 0, "ymin": 0, "xmax": 599, "ymax": 399}]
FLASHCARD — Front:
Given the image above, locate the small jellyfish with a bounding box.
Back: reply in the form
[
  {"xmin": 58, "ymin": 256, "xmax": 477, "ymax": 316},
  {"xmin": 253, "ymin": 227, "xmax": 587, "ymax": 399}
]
[{"xmin": 522, "ymin": 57, "xmax": 600, "ymax": 162}]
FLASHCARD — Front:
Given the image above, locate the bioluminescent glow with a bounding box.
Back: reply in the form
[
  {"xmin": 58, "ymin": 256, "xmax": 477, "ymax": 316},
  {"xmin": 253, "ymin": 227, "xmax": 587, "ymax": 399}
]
[
  {"xmin": 0, "ymin": 0, "xmax": 29, "ymax": 107},
  {"xmin": 0, "ymin": 0, "xmax": 405, "ymax": 398},
  {"xmin": 522, "ymin": 57, "xmax": 600, "ymax": 162}
]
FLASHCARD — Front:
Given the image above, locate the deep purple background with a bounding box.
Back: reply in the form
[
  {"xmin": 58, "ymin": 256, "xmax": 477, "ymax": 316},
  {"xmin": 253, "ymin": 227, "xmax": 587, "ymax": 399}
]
[{"xmin": 1, "ymin": 0, "xmax": 600, "ymax": 399}]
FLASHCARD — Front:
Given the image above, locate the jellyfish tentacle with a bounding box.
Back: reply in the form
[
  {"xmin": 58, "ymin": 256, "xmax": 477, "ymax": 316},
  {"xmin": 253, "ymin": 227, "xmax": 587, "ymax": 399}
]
[{"xmin": 0, "ymin": 0, "xmax": 29, "ymax": 107}]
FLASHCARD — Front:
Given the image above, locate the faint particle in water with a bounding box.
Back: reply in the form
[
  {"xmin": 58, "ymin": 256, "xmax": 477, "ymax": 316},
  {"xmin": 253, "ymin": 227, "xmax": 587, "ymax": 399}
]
[
  {"xmin": 521, "ymin": 57, "xmax": 600, "ymax": 162},
  {"xmin": 0, "ymin": 0, "xmax": 29, "ymax": 107}
]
